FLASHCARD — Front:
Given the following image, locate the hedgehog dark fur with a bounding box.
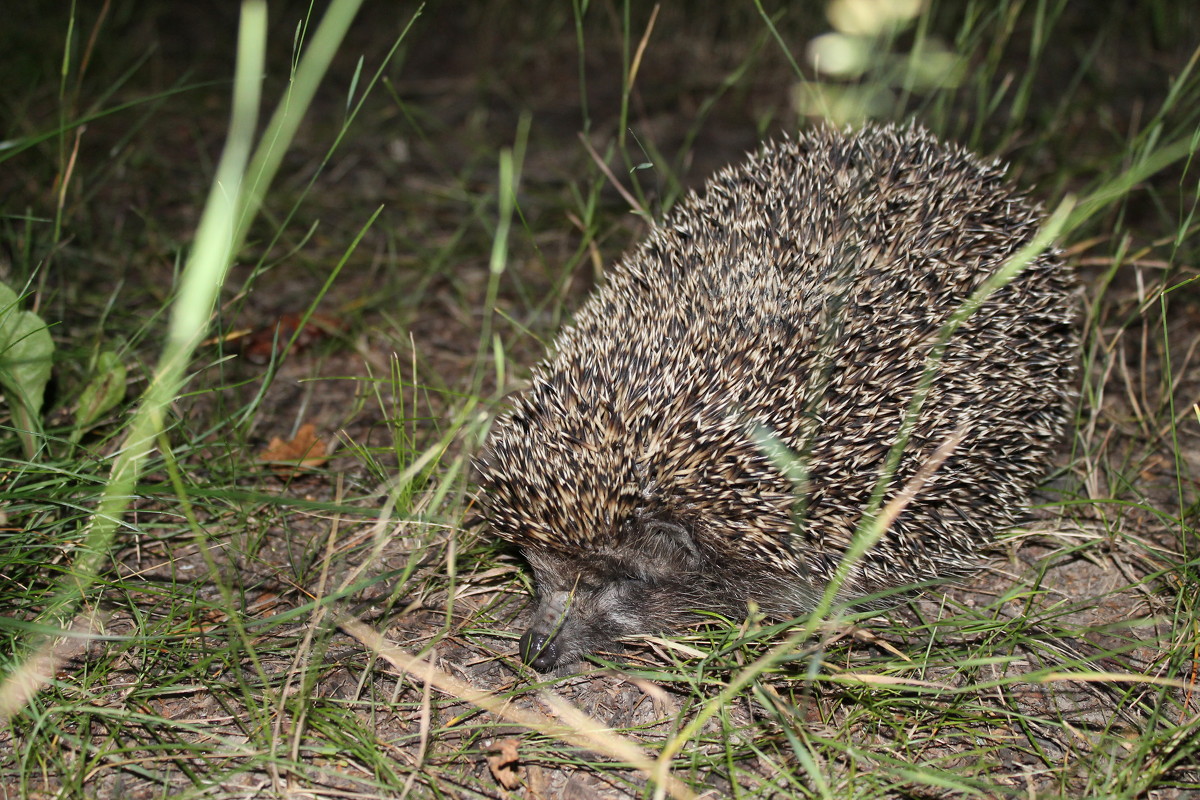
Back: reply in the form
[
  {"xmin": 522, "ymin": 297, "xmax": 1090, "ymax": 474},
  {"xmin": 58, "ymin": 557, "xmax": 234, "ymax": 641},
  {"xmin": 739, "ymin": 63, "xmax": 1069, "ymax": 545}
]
[{"xmin": 475, "ymin": 123, "xmax": 1076, "ymax": 673}]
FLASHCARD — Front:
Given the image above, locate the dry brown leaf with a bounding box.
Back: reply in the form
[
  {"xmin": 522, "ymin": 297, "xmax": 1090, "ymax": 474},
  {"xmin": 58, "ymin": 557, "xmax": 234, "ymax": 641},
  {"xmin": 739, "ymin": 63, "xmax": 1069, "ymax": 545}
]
[
  {"xmin": 259, "ymin": 423, "xmax": 329, "ymax": 474},
  {"xmin": 238, "ymin": 312, "xmax": 345, "ymax": 364},
  {"xmin": 486, "ymin": 738, "xmax": 522, "ymax": 789}
]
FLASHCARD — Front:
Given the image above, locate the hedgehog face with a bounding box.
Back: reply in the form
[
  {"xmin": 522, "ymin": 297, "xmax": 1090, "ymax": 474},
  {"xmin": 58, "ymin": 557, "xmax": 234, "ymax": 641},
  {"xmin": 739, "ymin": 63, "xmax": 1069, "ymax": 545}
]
[{"xmin": 515, "ymin": 516, "xmax": 737, "ymax": 673}]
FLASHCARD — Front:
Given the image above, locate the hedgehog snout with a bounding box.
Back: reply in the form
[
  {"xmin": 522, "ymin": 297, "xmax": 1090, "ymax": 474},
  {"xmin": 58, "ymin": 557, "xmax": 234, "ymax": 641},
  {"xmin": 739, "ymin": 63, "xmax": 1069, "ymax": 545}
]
[
  {"xmin": 518, "ymin": 628, "xmax": 561, "ymax": 672},
  {"xmin": 519, "ymin": 589, "xmax": 569, "ymax": 670}
]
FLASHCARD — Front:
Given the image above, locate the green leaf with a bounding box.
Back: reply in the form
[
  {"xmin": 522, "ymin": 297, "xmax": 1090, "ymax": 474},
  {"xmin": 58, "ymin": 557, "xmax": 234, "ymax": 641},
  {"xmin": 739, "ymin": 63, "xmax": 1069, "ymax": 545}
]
[
  {"xmin": 73, "ymin": 350, "xmax": 127, "ymax": 437},
  {"xmin": 0, "ymin": 282, "xmax": 55, "ymax": 458}
]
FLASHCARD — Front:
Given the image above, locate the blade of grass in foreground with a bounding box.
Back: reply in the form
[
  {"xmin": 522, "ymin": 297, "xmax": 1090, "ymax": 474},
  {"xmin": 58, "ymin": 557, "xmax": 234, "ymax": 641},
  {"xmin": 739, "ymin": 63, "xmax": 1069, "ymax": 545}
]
[{"xmin": 0, "ymin": 0, "xmax": 365, "ymax": 722}]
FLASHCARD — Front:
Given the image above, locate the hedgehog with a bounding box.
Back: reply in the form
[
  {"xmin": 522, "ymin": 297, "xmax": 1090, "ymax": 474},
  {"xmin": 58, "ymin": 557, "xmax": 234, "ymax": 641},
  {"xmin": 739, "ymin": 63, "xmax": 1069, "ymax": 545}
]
[{"xmin": 474, "ymin": 123, "xmax": 1076, "ymax": 673}]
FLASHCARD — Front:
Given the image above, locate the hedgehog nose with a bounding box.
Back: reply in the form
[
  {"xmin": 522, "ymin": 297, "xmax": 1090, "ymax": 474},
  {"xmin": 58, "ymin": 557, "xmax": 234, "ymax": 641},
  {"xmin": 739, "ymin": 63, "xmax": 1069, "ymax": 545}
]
[{"xmin": 519, "ymin": 628, "xmax": 561, "ymax": 671}]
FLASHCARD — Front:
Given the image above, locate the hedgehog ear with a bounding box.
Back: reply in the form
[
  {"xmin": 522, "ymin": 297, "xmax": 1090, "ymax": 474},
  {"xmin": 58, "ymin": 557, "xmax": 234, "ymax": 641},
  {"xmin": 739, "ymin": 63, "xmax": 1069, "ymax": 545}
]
[{"xmin": 633, "ymin": 509, "xmax": 701, "ymax": 563}]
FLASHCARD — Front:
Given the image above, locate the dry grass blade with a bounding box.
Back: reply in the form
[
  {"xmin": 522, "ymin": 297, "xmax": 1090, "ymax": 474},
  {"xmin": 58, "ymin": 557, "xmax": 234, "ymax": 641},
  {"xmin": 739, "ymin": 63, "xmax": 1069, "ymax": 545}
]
[
  {"xmin": 577, "ymin": 131, "xmax": 649, "ymax": 219},
  {"xmin": 875, "ymin": 424, "xmax": 968, "ymax": 532},
  {"xmin": 0, "ymin": 611, "xmax": 106, "ymax": 724},
  {"xmin": 627, "ymin": 3, "xmax": 661, "ymax": 92}
]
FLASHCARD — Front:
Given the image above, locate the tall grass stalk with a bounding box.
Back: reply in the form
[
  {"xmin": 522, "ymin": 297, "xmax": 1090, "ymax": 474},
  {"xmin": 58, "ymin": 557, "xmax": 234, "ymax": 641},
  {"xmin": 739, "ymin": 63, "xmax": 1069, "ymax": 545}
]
[{"xmin": 0, "ymin": 0, "xmax": 365, "ymax": 721}]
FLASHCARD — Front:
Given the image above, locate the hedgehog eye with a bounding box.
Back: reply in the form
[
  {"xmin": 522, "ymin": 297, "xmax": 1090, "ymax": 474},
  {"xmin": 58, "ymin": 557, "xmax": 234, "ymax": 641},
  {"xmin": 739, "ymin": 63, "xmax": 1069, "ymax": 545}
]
[
  {"xmin": 611, "ymin": 564, "xmax": 640, "ymax": 582},
  {"xmin": 608, "ymin": 561, "xmax": 647, "ymax": 583}
]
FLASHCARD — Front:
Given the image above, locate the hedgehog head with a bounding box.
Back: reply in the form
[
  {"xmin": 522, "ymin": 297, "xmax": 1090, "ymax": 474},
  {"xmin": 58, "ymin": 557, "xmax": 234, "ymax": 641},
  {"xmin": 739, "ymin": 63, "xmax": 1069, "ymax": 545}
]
[{"xmin": 514, "ymin": 512, "xmax": 722, "ymax": 672}]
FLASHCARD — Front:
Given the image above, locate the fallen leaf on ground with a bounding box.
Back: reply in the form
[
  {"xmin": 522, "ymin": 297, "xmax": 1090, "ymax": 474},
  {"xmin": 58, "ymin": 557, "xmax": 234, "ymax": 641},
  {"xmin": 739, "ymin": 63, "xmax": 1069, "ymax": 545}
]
[
  {"xmin": 486, "ymin": 738, "xmax": 522, "ymax": 790},
  {"xmin": 235, "ymin": 312, "xmax": 345, "ymax": 364},
  {"xmin": 259, "ymin": 423, "xmax": 328, "ymax": 474}
]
